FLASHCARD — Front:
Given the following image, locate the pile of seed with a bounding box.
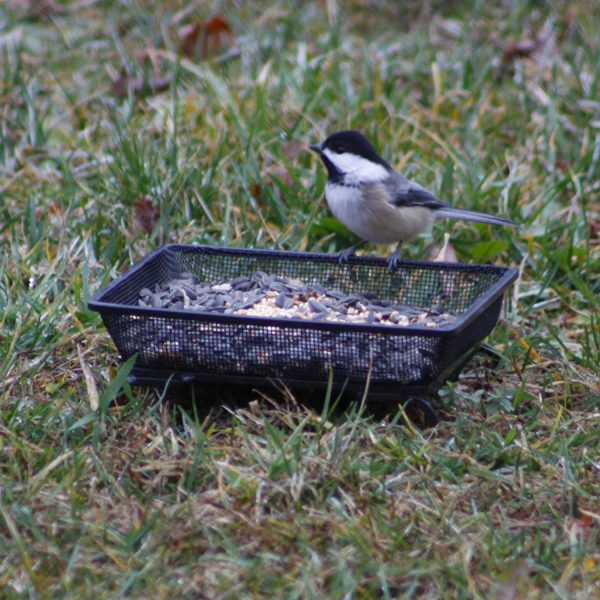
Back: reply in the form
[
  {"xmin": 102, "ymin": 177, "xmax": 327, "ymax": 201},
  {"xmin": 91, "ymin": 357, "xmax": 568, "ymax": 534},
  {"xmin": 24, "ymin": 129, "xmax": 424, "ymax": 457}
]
[
  {"xmin": 138, "ymin": 272, "xmax": 456, "ymax": 328},
  {"xmin": 126, "ymin": 272, "xmax": 460, "ymax": 384}
]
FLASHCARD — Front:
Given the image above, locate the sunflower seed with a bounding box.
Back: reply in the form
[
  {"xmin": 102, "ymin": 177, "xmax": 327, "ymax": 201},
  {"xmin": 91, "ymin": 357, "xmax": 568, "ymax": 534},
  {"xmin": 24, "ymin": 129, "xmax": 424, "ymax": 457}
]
[
  {"xmin": 308, "ymin": 299, "xmax": 327, "ymax": 313},
  {"xmin": 275, "ymin": 292, "xmax": 294, "ymax": 309}
]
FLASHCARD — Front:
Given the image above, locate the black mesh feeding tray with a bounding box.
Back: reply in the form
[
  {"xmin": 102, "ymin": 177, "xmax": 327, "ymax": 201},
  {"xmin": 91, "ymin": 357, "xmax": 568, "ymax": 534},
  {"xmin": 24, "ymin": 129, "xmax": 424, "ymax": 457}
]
[{"xmin": 89, "ymin": 244, "xmax": 517, "ymax": 405}]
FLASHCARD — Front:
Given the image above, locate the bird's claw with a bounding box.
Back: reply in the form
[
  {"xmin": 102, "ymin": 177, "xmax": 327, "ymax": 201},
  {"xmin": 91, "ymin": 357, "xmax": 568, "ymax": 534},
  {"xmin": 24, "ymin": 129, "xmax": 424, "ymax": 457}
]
[
  {"xmin": 387, "ymin": 249, "xmax": 402, "ymax": 272},
  {"xmin": 337, "ymin": 242, "xmax": 366, "ymax": 264},
  {"xmin": 338, "ymin": 247, "xmax": 356, "ymax": 264}
]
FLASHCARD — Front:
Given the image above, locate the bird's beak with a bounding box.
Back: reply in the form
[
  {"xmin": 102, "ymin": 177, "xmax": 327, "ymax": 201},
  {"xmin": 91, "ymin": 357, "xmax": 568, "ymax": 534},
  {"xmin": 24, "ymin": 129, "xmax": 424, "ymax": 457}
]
[{"xmin": 309, "ymin": 144, "xmax": 322, "ymax": 154}]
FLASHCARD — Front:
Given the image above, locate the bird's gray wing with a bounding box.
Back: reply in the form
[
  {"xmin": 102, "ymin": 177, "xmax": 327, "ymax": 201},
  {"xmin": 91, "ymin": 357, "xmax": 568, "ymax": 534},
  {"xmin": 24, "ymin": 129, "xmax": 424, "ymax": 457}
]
[
  {"xmin": 384, "ymin": 172, "xmax": 517, "ymax": 227},
  {"xmin": 384, "ymin": 173, "xmax": 445, "ymax": 210}
]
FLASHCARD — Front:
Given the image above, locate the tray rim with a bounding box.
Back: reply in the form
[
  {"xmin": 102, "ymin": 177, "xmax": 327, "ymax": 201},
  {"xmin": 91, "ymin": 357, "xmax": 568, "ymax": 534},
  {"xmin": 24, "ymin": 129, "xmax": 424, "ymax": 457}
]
[{"xmin": 88, "ymin": 243, "xmax": 518, "ymax": 338}]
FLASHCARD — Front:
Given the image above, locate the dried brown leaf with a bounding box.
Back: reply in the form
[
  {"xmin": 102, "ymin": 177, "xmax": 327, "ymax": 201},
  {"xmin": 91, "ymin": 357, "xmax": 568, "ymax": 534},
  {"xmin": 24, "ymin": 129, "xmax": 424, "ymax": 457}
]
[
  {"xmin": 502, "ymin": 39, "xmax": 538, "ymax": 64},
  {"xmin": 501, "ymin": 20, "xmax": 555, "ymax": 68},
  {"xmin": 566, "ymin": 512, "xmax": 596, "ymax": 543},
  {"xmin": 204, "ymin": 15, "xmax": 232, "ymax": 37},
  {"xmin": 48, "ymin": 201, "xmax": 63, "ymax": 216},
  {"xmin": 111, "ymin": 72, "xmax": 170, "ymax": 99},
  {"xmin": 249, "ymin": 182, "xmax": 261, "ymax": 199},
  {"xmin": 133, "ymin": 195, "xmax": 160, "ymax": 235},
  {"xmin": 203, "ymin": 15, "xmax": 233, "ymax": 58},
  {"xmin": 429, "ymin": 233, "xmax": 458, "ymax": 263},
  {"xmin": 178, "ymin": 15, "xmax": 233, "ymax": 60}
]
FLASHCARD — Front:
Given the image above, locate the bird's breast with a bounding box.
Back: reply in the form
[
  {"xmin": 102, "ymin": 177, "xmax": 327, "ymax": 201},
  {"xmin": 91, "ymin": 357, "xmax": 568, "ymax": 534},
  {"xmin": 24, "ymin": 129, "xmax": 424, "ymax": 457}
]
[{"xmin": 325, "ymin": 182, "xmax": 434, "ymax": 243}]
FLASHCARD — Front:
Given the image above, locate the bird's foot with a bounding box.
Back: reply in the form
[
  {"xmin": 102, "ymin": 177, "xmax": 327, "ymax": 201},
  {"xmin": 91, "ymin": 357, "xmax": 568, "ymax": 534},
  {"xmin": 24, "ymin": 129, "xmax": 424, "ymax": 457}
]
[
  {"xmin": 337, "ymin": 242, "xmax": 366, "ymax": 264},
  {"xmin": 387, "ymin": 248, "xmax": 402, "ymax": 272}
]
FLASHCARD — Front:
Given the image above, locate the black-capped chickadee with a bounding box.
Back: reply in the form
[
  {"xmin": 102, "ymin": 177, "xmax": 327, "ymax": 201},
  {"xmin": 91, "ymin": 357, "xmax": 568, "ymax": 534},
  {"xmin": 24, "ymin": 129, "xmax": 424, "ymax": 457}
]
[{"xmin": 310, "ymin": 130, "xmax": 516, "ymax": 269}]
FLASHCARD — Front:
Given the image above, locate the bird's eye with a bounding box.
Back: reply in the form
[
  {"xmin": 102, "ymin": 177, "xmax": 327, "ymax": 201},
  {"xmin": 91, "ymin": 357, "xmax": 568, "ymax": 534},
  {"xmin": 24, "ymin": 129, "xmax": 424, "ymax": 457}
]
[{"xmin": 332, "ymin": 144, "xmax": 345, "ymax": 153}]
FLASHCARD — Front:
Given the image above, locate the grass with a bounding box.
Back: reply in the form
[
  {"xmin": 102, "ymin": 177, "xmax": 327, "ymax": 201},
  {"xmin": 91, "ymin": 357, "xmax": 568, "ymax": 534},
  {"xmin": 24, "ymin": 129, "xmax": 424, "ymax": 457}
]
[{"xmin": 1, "ymin": 0, "xmax": 598, "ymax": 597}]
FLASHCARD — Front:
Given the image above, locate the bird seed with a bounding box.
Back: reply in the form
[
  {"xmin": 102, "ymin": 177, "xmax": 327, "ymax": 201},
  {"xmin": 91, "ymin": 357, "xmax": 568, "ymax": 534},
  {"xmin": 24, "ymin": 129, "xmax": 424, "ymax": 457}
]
[{"xmin": 136, "ymin": 272, "xmax": 456, "ymax": 329}]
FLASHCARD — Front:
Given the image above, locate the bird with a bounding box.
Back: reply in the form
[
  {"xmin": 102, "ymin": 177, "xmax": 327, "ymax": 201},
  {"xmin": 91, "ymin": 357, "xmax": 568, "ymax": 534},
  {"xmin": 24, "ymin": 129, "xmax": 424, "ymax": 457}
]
[{"xmin": 309, "ymin": 130, "xmax": 516, "ymax": 269}]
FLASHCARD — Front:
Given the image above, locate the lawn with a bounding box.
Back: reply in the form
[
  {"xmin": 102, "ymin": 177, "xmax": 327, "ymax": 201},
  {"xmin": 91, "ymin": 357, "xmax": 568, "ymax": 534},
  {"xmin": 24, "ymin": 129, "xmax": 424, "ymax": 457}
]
[{"xmin": 0, "ymin": 0, "xmax": 598, "ymax": 597}]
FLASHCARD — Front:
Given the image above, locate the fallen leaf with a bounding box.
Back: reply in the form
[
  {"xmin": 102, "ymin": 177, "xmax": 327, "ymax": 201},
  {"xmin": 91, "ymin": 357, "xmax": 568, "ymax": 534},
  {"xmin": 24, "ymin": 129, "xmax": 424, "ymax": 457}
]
[
  {"xmin": 111, "ymin": 71, "xmax": 170, "ymax": 99},
  {"xmin": 566, "ymin": 512, "xmax": 596, "ymax": 544},
  {"xmin": 34, "ymin": 201, "xmax": 61, "ymax": 220},
  {"xmin": 48, "ymin": 201, "xmax": 63, "ymax": 216},
  {"xmin": 559, "ymin": 311, "xmax": 578, "ymax": 325},
  {"xmin": 178, "ymin": 15, "xmax": 233, "ymax": 60},
  {"xmin": 502, "ymin": 39, "xmax": 538, "ymax": 65},
  {"xmin": 249, "ymin": 182, "xmax": 261, "ymax": 199},
  {"xmin": 500, "ymin": 20, "xmax": 556, "ymax": 74},
  {"xmin": 429, "ymin": 233, "xmax": 458, "ymax": 262},
  {"xmin": 133, "ymin": 195, "xmax": 160, "ymax": 234},
  {"xmin": 203, "ymin": 15, "xmax": 233, "ymax": 58}
]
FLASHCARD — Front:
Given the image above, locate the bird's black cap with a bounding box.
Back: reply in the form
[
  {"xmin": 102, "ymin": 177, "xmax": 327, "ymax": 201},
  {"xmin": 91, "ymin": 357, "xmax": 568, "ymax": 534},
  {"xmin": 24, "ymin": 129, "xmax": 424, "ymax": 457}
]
[
  {"xmin": 319, "ymin": 130, "xmax": 391, "ymax": 169},
  {"xmin": 310, "ymin": 130, "xmax": 392, "ymax": 182}
]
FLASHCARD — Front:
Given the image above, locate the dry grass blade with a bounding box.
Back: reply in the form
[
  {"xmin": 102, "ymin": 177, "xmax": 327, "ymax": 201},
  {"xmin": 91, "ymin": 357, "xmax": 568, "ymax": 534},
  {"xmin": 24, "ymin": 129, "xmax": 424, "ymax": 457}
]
[{"xmin": 78, "ymin": 343, "xmax": 99, "ymax": 411}]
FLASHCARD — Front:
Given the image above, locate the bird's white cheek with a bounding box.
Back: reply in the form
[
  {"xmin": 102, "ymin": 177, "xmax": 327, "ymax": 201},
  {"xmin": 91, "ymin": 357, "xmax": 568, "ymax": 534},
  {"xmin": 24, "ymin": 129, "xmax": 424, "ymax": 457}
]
[{"xmin": 322, "ymin": 149, "xmax": 388, "ymax": 184}]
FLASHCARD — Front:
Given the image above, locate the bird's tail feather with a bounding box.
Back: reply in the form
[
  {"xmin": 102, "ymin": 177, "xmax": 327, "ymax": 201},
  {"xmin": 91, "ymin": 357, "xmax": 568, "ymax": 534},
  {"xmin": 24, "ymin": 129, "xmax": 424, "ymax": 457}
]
[{"xmin": 435, "ymin": 207, "xmax": 516, "ymax": 227}]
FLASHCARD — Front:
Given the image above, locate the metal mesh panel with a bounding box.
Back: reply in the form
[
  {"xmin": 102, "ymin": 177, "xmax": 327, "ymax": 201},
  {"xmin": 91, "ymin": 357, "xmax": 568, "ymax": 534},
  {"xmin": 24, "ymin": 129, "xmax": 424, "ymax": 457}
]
[{"xmin": 90, "ymin": 245, "xmax": 517, "ymax": 390}]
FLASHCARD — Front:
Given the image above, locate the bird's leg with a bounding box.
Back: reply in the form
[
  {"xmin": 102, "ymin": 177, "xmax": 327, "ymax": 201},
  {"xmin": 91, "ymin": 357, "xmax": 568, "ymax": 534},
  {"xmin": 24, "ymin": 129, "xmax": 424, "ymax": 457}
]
[
  {"xmin": 338, "ymin": 241, "xmax": 367, "ymax": 264},
  {"xmin": 387, "ymin": 243, "xmax": 403, "ymax": 272}
]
